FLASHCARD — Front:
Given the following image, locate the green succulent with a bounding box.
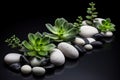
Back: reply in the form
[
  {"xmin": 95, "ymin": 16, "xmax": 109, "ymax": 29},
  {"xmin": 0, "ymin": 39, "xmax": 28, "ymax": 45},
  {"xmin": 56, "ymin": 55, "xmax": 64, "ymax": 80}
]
[
  {"xmin": 22, "ymin": 32, "xmax": 56, "ymax": 58},
  {"xmin": 86, "ymin": 2, "xmax": 98, "ymax": 26},
  {"xmin": 5, "ymin": 35, "xmax": 22, "ymax": 48},
  {"xmin": 74, "ymin": 16, "xmax": 83, "ymax": 28},
  {"xmin": 45, "ymin": 18, "xmax": 79, "ymax": 42},
  {"xmin": 97, "ymin": 18, "xmax": 115, "ymax": 32}
]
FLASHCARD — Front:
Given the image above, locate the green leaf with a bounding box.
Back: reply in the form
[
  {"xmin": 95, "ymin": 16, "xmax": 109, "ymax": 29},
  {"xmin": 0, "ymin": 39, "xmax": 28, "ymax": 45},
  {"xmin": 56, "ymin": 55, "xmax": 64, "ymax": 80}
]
[
  {"xmin": 28, "ymin": 33, "xmax": 36, "ymax": 45},
  {"xmin": 35, "ymin": 32, "xmax": 42, "ymax": 38},
  {"xmin": 55, "ymin": 18, "xmax": 67, "ymax": 27},
  {"xmin": 27, "ymin": 51, "xmax": 37, "ymax": 56},
  {"xmin": 86, "ymin": 16, "xmax": 92, "ymax": 19},
  {"xmin": 40, "ymin": 37, "xmax": 50, "ymax": 45},
  {"xmin": 46, "ymin": 23, "xmax": 58, "ymax": 34},
  {"xmin": 35, "ymin": 38, "xmax": 41, "ymax": 45},
  {"xmin": 44, "ymin": 32, "xmax": 59, "ymax": 40},
  {"xmin": 38, "ymin": 51, "xmax": 48, "ymax": 56},
  {"xmin": 92, "ymin": 14, "xmax": 97, "ymax": 17},
  {"xmin": 22, "ymin": 40, "xmax": 33, "ymax": 50},
  {"xmin": 42, "ymin": 44, "xmax": 56, "ymax": 51}
]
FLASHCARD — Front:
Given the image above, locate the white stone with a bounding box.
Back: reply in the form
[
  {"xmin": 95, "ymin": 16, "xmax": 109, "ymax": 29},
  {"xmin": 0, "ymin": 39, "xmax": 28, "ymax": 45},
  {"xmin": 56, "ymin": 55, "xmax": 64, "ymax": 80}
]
[
  {"xmin": 32, "ymin": 67, "xmax": 45, "ymax": 76},
  {"xmin": 93, "ymin": 18, "xmax": 105, "ymax": 24},
  {"xmin": 58, "ymin": 42, "xmax": 79, "ymax": 59},
  {"xmin": 104, "ymin": 31, "xmax": 113, "ymax": 37},
  {"xmin": 84, "ymin": 44, "xmax": 93, "ymax": 50},
  {"xmin": 21, "ymin": 65, "xmax": 32, "ymax": 74},
  {"xmin": 50, "ymin": 49, "xmax": 65, "ymax": 66},
  {"xmin": 79, "ymin": 26, "xmax": 99, "ymax": 38},
  {"xmin": 74, "ymin": 37, "xmax": 85, "ymax": 45},
  {"xmin": 82, "ymin": 20, "xmax": 88, "ymax": 25},
  {"xmin": 87, "ymin": 38, "xmax": 96, "ymax": 43},
  {"xmin": 4, "ymin": 53, "xmax": 21, "ymax": 64},
  {"xmin": 30, "ymin": 57, "xmax": 41, "ymax": 67}
]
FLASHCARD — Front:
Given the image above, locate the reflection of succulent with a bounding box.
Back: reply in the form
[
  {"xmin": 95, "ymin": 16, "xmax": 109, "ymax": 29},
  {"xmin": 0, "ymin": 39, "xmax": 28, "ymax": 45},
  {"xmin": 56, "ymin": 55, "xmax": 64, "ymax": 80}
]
[
  {"xmin": 22, "ymin": 32, "xmax": 56, "ymax": 58},
  {"xmin": 97, "ymin": 18, "xmax": 115, "ymax": 32},
  {"xmin": 45, "ymin": 18, "xmax": 79, "ymax": 42}
]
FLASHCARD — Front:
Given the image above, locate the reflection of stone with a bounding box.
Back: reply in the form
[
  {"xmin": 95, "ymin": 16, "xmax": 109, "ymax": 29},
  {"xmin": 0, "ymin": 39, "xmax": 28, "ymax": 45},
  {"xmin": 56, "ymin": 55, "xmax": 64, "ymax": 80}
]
[
  {"xmin": 102, "ymin": 36, "xmax": 115, "ymax": 43},
  {"xmin": 64, "ymin": 58, "xmax": 81, "ymax": 69}
]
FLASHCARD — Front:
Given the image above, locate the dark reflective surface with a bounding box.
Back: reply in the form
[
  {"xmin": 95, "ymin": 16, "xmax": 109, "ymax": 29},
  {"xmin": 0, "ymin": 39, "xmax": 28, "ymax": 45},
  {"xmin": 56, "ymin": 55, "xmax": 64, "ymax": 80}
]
[{"xmin": 0, "ymin": 0, "xmax": 120, "ymax": 80}]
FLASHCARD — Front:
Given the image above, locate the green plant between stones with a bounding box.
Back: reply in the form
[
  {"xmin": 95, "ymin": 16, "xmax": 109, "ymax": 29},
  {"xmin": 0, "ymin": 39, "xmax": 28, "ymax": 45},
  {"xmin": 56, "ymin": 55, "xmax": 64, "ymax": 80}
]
[
  {"xmin": 22, "ymin": 32, "xmax": 56, "ymax": 58},
  {"xmin": 97, "ymin": 18, "xmax": 116, "ymax": 32},
  {"xmin": 45, "ymin": 18, "xmax": 79, "ymax": 42}
]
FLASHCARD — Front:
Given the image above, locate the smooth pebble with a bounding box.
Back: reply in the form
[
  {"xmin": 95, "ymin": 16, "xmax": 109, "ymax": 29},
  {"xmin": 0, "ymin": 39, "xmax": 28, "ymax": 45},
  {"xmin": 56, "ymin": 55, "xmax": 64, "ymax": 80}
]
[
  {"xmin": 84, "ymin": 44, "xmax": 93, "ymax": 50},
  {"xmin": 58, "ymin": 42, "xmax": 79, "ymax": 59},
  {"xmin": 9, "ymin": 63, "xmax": 21, "ymax": 72},
  {"xmin": 50, "ymin": 49, "xmax": 65, "ymax": 66},
  {"xmin": 21, "ymin": 65, "xmax": 32, "ymax": 74},
  {"xmin": 32, "ymin": 67, "xmax": 45, "ymax": 76},
  {"xmin": 91, "ymin": 41, "xmax": 103, "ymax": 48},
  {"xmin": 30, "ymin": 57, "xmax": 41, "ymax": 67},
  {"xmin": 4, "ymin": 53, "xmax": 21, "ymax": 64},
  {"xmin": 74, "ymin": 37, "xmax": 85, "ymax": 45},
  {"xmin": 79, "ymin": 26, "xmax": 99, "ymax": 37},
  {"xmin": 87, "ymin": 38, "xmax": 96, "ymax": 43}
]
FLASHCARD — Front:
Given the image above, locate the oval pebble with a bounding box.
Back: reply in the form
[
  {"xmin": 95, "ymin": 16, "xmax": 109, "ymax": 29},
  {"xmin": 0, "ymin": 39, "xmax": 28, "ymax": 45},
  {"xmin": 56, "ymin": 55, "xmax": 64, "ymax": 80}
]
[
  {"xmin": 4, "ymin": 53, "xmax": 21, "ymax": 64},
  {"xmin": 74, "ymin": 45, "xmax": 86, "ymax": 53},
  {"xmin": 74, "ymin": 37, "xmax": 85, "ymax": 45},
  {"xmin": 91, "ymin": 41, "xmax": 103, "ymax": 48},
  {"xmin": 50, "ymin": 49, "xmax": 65, "ymax": 66},
  {"xmin": 58, "ymin": 42, "xmax": 79, "ymax": 59},
  {"xmin": 84, "ymin": 44, "xmax": 93, "ymax": 50},
  {"xmin": 87, "ymin": 38, "xmax": 96, "ymax": 43},
  {"xmin": 93, "ymin": 33, "xmax": 104, "ymax": 40},
  {"xmin": 79, "ymin": 26, "xmax": 99, "ymax": 37},
  {"xmin": 20, "ymin": 55, "xmax": 29, "ymax": 65},
  {"xmin": 30, "ymin": 57, "xmax": 41, "ymax": 67},
  {"xmin": 9, "ymin": 63, "xmax": 21, "ymax": 72},
  {"xmin": 104, "ymin": 31, "xmax": 113, "ymax": 37},
  {"xmin": 21, "ymin": 65, "xmax": 32, "ymax": 74},
  {"xmin": 32, "ymin": 67, "xmax": 46, "ymax": 76}
]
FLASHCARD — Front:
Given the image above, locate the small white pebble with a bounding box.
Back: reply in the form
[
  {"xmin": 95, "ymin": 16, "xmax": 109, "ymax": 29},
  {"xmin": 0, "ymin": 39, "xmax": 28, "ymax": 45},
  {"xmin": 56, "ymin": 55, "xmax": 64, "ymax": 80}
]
[
  {"xmin": 74, "ymin": 37, "xmax": 85, "ymax": 45},
  {"xmin": 32, "ymin": 67, "xmax": 46, "ymax": 76},
  {"xmin": 21, "ymin": 65, "xmax": 32, "ymax": 74},
  {"xmin": 87, "ymin": 38, "xmax": 96, "ymax": 43},
  {"xmin": 84, "ymin": 44, "xmax": 93, "ymax": 50},
  {"xmin": 105, "ymin": 31, "xmax": 113, "ymax": 37}
]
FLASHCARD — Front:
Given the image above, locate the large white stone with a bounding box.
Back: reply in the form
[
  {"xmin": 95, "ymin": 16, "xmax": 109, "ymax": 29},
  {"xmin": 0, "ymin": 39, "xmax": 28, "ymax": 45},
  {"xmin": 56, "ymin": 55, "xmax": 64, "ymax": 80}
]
[
  {"xmin": 79, "ymin": 26, "xmax": 99, "ymax": 38},
  {"xmin": 58, "ymin": 42, "xmax": 79, "ymax": 59},
  {"xmin": 4, "ymin": 53, "xmax": 21, "ymax": 64},
  {"xmin": 32, "ymin": 67, "xmax": 46, "ymax": 76},
  {"xmin": 50, "ymin": 49, "xmax": 65, "ymax": 66}
]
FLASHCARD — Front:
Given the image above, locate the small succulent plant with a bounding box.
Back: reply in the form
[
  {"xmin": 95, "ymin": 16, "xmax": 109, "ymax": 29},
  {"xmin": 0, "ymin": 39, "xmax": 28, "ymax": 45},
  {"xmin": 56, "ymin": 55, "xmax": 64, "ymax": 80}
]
[
  {"xmin": 22, "ymin": 32, "xmax": 56, "ymax": 58},
  {"xmin": 5, "ymin": 35, "xmax": 22, "ymax": 48},
  {"xmin": 97, "ymin": 18, "xmax": 115, "ymax": 32},
  {"xmin": 45, "ymin": 18, "xmax": 79, "ymax": 42},
  {"xmin": 74, "ymin": 16, "xmax": 83, "ymax": 28},
  {"xmin": 86, "ymin": 2, "xmax": 98, "ymax": 26}
]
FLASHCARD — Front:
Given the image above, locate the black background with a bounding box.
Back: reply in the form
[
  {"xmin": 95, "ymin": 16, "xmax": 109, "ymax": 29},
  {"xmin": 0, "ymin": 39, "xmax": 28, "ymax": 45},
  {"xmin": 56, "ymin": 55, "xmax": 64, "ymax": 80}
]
[{"xmin": 0, "ymin": 0, "xmax": 120, "ymax": 80}]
